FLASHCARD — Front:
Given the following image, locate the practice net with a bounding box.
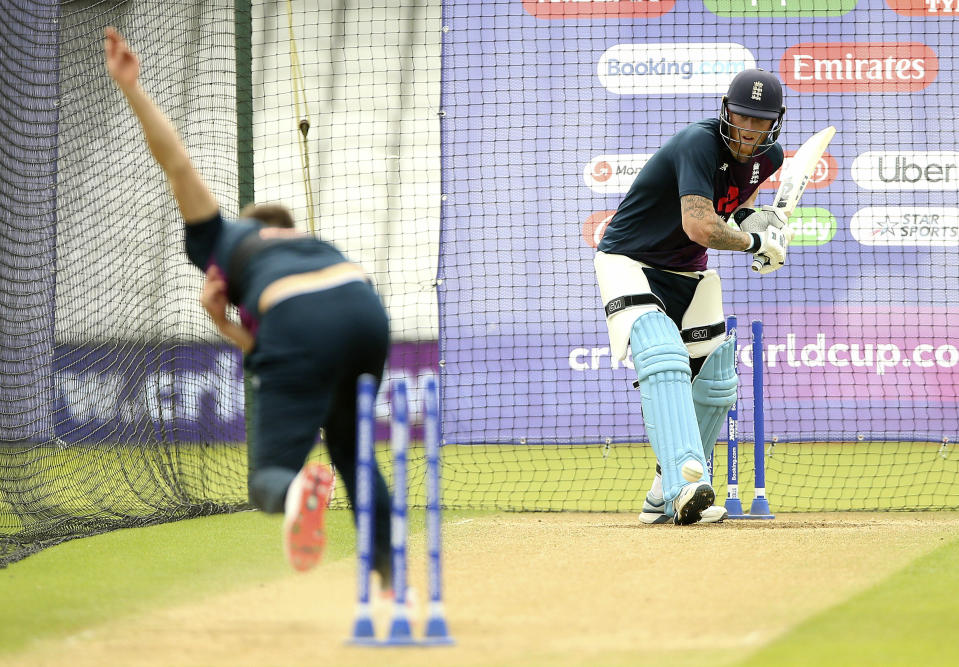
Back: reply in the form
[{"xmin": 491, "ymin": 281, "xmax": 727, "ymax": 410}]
[
  {"xmin": 0, "ymin": 0, "xmax": 439, "ymax": 566},
  {"xmin": 434, "ymin": 0, "xmax": 959, "ymax": 512},
  {"xmin": 2, "ymin": 1, "xmax": 957, "ymax": 568}
]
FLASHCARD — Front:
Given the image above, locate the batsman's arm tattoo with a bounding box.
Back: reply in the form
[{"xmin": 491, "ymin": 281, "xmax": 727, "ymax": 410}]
[{"xmin": 680, "ymin": 195, "xmax": 753, "ymax": 251}]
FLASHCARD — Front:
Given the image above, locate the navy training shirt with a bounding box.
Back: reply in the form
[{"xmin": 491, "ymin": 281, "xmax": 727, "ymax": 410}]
[
  {"xmin": 597, "ymin": 118, "xmax": 784, "ymax": 271},
  {"xmin": 184, "ymin": 212, "xmax": 351, "ymax": 329}
]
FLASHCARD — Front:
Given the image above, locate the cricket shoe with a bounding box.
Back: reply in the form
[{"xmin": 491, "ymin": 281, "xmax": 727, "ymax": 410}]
[
  {"xmin": 673, "ymin": 481, "xmax": 716, "ymax": 526},
  {"xmin": 700, "ymin": 505, "xmax": 728, "ymax": 523},
  {"xmin": 638, "ymin": 493, "xmax": 671, "ymax": 525},
  {"xmin": 640, "ymin": 494, "xmax": 727, "ymax": 525},
  {"xmin": 283, "ymin": 463, "xmax": 335, "ymax": 572}
]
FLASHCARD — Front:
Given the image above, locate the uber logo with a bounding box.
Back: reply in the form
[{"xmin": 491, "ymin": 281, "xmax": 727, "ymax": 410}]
[{"xmin": 852, "ymin": 151, "xmax": 959, "ymax": 190}]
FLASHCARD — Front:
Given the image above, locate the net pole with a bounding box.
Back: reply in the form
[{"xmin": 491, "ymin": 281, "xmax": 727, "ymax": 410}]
[
  {"xmin": 236, "ymin": 1, "xmax": 256, "ymax": 500},
  {"xmin": 235, "ymin": 0, "xmax": 254, "ymax": 209}
]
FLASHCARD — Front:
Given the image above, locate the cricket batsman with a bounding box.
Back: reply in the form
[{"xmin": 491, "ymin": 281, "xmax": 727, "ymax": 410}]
[{"xmin": 593, "ymin": 69, "xmax": 793, "ymax": 524}]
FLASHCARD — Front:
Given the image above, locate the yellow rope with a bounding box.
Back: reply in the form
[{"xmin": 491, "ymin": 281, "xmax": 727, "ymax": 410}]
[{"xmin": 286, "ymin": 0, "xmax": 317, "ymax": 235}]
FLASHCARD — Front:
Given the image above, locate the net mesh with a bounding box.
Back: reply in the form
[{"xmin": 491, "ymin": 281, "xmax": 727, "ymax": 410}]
[
  {"xmin": 434, "ymin": 1, "xmax": 959, "ymax": 510},
  {"xmin": 0, "ymin": 0, "xmax": 440, "ymax": 566},
  {"xmin": 2, "ymin": 1, "xmax": 958, "ymax": 567}
]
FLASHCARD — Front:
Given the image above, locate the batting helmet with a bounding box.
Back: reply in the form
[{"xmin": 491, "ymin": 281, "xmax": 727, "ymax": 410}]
[{"xmin": 720, "ymin": 68, "xmax": 785, "ymax": 157}]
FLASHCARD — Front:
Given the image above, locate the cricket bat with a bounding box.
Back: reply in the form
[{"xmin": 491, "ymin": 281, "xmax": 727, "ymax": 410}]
[{"xmin": 752, "ymin": 126, "xmax": 836, "ymax": 272}]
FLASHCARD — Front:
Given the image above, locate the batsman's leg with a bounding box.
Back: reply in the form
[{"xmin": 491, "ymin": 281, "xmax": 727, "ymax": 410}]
[
  {"xmin": 638, "ymin": 463, "xmax": 670, "ymax": 524},
  {"xmin": 630, "ymin": 311, "xmax": 714, "ymax": 525},
  {"xmin": 692, "ymin": 333, "xmax": 738, "ymax": 461}
]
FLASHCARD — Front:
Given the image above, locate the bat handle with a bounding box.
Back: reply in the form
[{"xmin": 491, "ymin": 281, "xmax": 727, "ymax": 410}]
[{"xmin": 751, "ymin": 254, "xmax": 769, "ymax": 273}]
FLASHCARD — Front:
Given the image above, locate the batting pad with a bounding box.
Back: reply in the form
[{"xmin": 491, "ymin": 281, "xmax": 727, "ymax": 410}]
[
  {"xmin": 630, "ymin": 311, "xmax": 709, "ymax": 503},
  {"xmin": 594, "ymin": 251, "xmax": 661, "ymax": 362},
  {"xmin": 681, "ymin": 269, "xmax": 726, "ymax": 359},
  {"xmin": 691, "ymin": 333, "xmax": 738, "ymax": 460}
]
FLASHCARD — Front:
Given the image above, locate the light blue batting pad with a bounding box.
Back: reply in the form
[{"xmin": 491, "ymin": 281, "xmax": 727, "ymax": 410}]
[
  {"xmin": 630, "ymin": 311, "xmax": 707, "ymax": 503},
  {"xmin": 692, "ymin": 334, "xmax": 738, "ymax": 460}
]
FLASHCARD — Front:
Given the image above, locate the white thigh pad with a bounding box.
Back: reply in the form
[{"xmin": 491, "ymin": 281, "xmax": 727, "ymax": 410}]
[
  {"xmin": 594, "ymin": 251, "xmax": 663, "ymax": 362},
  {"xmin": 682, "ymin": 269, "xmax": 726, "ymax": 359}
]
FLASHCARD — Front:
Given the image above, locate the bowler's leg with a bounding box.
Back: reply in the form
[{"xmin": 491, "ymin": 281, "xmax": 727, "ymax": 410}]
[{"xmin": 247, "ymin": 370, "xmax": 334, "ymax": 571}]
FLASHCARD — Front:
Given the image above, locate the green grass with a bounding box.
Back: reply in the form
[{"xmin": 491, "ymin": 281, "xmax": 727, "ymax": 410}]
[
  {"xmin": 3, "ymin": 440, "xmax": 957, "ymax": 559},
  {"xmin": 0, "ymin": 506, "xmax": 486, "ymax": 656},
  {"xmin": 0, "ymin": 442, "xmax": 249, "ymax": 533},
  {"xmin": 3, "ymin": 510, "xmax": 958, "ymax": 664},
  {"xmin": 736, "ymin": 534, "xmax": 959, "ymax": 666},
  {"xmin": 422, "ymin": 441, "xmax": 959, "ymax": 512},
  {"xmin": 0, "ymin": 510, "xmax": 347, "ymax": 654}
]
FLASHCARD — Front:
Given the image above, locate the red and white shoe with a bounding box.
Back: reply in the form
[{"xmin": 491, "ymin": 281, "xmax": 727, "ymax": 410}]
[{"xmin": 283, "ymin": 463, "xmax": 335, "ymax": 572}]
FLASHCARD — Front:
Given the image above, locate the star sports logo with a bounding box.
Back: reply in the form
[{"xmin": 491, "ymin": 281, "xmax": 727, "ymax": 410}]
[
  {"xmin": 523, "ymin": 0, "xmax": 675, "ymax": 19},
  {"xmin": 780, "ymin": 42, "xmax": 938, "ymax": 92},
  {"xmin": 850, "ymin": 207, "xmax": 959, "ymax": 246},
  {"xmin": 873, "ymin": 217, "xmax": 900, "ymax": 239}
]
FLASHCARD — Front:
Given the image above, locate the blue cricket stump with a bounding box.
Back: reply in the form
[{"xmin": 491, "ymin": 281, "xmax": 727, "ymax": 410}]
[
  {"xmin": 422, "ymin": 376, "xmax": 454, "ymax": 644},
  {"xmin": 748, "ymin": 320, "xmax": 775, "ymax": 519},
  {"xmin": 724, "ymin": 316, "xmax": 747, "ymax": 518},
  {"xmin": 385, "ymin": 379, "xmax": 415, "ymax": 644},
  {"xmin": 348, "ymin": 374, "xmax": 378, "ymax": 644},
  {"xmin": 724, "ymin": 318, "xmax": 775, "ymax": 520},
  {"xmin": 348, "ymin": 375, "xmax": 454, "ymax": 646}
]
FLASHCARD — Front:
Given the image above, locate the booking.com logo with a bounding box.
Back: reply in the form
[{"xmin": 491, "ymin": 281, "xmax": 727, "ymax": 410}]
[{"xmin": 599, "ymin": 43, "xmax": 756, "ymax": 94}]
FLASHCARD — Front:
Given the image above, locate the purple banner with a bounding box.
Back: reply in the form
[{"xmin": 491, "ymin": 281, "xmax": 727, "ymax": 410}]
[
  {"xmin": 438, "ymin": 0, "xmax": 959, "ymax": 444},
  {"xmin": 52, "ymin": 341, "xmax": 437, "ymax": 444}
]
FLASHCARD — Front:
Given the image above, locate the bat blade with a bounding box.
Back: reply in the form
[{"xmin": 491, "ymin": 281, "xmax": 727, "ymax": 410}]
[
  {"xmin": 752, "ymin": 126, "xmax": 836, "ymax": 273},
  {"xmin": 772, "ymin": 125, "xmax": 836, "ymax": 217}
]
